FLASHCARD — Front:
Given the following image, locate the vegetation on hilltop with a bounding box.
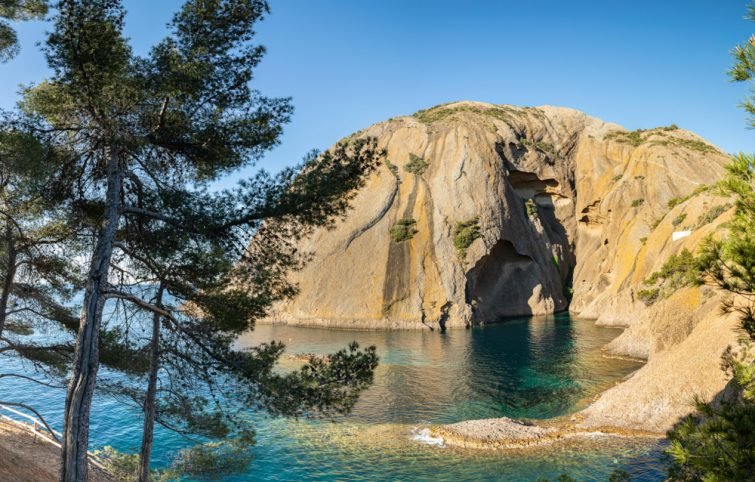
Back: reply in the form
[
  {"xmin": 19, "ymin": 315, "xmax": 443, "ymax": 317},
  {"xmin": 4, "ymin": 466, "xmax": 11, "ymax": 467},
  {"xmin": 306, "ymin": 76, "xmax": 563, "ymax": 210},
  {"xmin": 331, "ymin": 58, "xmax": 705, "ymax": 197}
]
[
  {"xmin": 605, "ymin": 127, "xmax": 720, "ymax": 154},
  {"xmin": 413, "ymin": 103, "xmax": 528, "ymax": 125}
]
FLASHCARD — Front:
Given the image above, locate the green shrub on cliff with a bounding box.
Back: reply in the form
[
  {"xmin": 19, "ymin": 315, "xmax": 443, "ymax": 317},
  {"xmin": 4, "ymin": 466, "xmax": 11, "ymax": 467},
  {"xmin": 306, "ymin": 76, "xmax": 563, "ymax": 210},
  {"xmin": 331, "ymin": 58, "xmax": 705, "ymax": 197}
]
[
  {"xmin": 520, "ymin": 137, "xmax": 557, "ymax": 156},
  {"xmin": 646, "ymin": 248, "xmax": 701, "ymax": 285},
  {"xmin": 605, "ymin": 126, "xmax": 719, "ymax": 154},
  {"xmin": 636, "ymin": 288, "xmax": 660, "ymax": 304},
  {"xmin": 384, "ymin": 159, "xmax": 399, "ymax": 177},
  {"xmin": 391, "ymin": 218, "xmax": 418, "ymax": 242},
  {"xmin": 404, "ymin": 153, "xmax": 429, "ymax": 175},
  {"xmin": 525, "ymin": 198, "xmax": 538, "ymax": 217},
  {"xmin": 606, "ymin": 128, "xmax": 645, "ymax": 147},
  {"xmin": 638, "ymin": 248, "xmax": 702, "ymax": 305},
  {"xmin": 694, "ymin": 203, "xmax": 732, "ymax": 228},
  {"xmin": 453, "ymin": 218, "xmax": 481, "ymax": 256}
]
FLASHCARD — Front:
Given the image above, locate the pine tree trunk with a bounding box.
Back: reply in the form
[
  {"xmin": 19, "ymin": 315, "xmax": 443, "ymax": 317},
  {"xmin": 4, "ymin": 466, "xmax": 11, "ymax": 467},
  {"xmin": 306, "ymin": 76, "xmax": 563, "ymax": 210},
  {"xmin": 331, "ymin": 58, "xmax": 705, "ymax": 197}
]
[
  {"xmin": 0, "ymin": 221, "xmax": 17, "ymax": 337},
  {"xmin": 61, "ymin": 145, "xmax": 122, "ymax": 482},
  {"xmin": 138, "ymin": 285, "xmax": 163, "ymax": 482}
]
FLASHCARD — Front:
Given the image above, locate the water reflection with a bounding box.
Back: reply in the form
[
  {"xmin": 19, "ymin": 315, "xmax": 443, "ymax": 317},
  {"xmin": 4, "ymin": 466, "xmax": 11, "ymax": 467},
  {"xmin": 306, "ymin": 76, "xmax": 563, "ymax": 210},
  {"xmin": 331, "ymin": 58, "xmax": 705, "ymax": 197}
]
[{"xmin": 1, "ymin": 313, "xmax": 665, "ymax": 480}]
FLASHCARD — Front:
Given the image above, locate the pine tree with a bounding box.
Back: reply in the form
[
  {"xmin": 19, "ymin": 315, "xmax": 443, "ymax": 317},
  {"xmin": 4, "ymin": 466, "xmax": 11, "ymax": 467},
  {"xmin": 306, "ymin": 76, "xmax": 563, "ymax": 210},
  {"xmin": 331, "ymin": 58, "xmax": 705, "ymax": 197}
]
[
  {"xmin": 10, "ymin": 1, "xmax": 382, "ymax": 480},
  {"xmin": 666, "ymin": 3, "xmax": 755, "ymax": 479}
]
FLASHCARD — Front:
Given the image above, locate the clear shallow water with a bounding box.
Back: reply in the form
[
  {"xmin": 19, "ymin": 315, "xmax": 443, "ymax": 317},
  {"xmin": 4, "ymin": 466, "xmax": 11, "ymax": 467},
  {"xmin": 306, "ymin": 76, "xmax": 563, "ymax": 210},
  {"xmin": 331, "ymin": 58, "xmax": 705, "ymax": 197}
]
[{"xmin": 1, "ymin": 313, "xmax": 669, "ymax": 481}]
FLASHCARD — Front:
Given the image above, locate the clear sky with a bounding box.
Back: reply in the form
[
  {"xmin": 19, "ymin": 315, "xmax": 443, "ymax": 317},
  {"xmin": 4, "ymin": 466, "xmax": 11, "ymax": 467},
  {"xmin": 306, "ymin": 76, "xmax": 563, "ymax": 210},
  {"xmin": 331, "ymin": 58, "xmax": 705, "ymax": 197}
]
[{"xmin": 1, "ymin": 0, "xmax": 753, "ymax": 187}]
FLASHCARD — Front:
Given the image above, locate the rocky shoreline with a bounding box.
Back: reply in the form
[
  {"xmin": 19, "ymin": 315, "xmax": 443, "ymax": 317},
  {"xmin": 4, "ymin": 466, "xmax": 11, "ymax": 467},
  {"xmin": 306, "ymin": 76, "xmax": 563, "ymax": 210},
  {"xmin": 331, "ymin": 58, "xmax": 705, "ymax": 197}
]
[{"xmin": 429, "ymin": 416, "xmax": 663, "ymax": 450}]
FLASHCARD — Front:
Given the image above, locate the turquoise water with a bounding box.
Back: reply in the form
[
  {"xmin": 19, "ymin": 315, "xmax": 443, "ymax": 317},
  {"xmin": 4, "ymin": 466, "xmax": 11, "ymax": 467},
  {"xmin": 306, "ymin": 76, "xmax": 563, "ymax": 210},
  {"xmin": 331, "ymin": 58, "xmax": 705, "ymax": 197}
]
[{"xmin": 1, "ymin": 314, "xmax": 669, "ymax": 481}]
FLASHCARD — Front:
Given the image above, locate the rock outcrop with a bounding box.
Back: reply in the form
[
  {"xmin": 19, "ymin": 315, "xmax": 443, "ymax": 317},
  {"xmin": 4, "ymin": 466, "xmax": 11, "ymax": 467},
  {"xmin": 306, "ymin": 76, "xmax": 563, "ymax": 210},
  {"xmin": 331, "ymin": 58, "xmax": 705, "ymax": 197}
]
[
  {"xmin": 263, "ymin": 101, "xmax": 741, "ymax": 433},
  {"xmin": 267, "ymin": 101, "xmax": 729, "ymax": 330}
]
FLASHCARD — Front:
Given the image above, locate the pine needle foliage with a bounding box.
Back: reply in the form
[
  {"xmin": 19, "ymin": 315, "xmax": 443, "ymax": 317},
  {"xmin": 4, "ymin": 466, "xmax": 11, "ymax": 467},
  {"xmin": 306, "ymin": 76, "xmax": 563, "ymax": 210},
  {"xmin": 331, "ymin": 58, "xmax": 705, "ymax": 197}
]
[{"xmin": 664, "ymin": 14, "xmax": 755, "ymax": 474}]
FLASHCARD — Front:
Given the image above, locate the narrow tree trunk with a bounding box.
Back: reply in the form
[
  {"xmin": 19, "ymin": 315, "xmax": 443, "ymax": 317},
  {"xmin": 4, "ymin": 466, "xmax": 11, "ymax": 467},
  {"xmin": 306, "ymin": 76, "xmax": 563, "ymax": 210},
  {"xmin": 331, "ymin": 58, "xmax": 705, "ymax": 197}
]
[
  {"xmin": 0, "ymin": 221, "xmax": 18, "ymax": 337},
  {"xmin": 138, "ymin": 284, "xmax": 163, "ymax": 482},
  {"xmin": 61, "ymin": 145, "xmax": 122, "ymax": 482}
]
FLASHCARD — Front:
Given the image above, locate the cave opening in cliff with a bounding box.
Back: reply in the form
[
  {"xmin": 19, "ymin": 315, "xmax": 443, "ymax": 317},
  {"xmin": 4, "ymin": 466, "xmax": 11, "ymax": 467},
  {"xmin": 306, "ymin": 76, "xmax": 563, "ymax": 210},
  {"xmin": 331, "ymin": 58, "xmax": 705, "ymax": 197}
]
[{"xmin": 465, "ymin": 239, "xmax": 547, "ymax": 323}]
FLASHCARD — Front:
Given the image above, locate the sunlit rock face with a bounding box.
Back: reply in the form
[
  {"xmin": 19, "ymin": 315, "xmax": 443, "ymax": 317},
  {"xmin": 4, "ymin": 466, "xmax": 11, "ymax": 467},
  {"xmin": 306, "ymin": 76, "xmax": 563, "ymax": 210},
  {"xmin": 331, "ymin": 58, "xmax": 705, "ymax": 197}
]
[{"xmin": 263, "ymin": 101, "xmax": 729, "ymax": 330}]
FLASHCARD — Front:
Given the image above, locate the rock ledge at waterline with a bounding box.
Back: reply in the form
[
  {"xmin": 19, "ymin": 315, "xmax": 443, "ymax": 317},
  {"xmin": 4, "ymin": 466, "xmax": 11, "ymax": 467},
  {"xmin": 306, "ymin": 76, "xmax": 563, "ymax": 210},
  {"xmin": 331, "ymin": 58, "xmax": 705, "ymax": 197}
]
[{"xmin": 261, "ymin": 101, "xmax": 739, "ymax": 432}]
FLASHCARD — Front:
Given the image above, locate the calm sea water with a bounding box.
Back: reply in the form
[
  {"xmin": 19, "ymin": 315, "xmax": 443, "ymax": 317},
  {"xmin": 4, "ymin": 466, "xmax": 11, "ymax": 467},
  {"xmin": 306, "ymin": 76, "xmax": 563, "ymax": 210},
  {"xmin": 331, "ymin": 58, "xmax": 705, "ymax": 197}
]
[{"xmin": 1, "ymin": 313, "xmax": 668, "ymax": 481}]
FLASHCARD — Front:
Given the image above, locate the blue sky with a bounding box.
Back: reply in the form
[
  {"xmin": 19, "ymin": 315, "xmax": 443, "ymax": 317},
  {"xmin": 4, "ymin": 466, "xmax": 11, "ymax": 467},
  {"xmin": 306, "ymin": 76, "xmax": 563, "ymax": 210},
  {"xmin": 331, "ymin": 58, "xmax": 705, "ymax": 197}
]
[{"xmin": 1, "ymin": 1, "xmax": 752, "ymax": 186}]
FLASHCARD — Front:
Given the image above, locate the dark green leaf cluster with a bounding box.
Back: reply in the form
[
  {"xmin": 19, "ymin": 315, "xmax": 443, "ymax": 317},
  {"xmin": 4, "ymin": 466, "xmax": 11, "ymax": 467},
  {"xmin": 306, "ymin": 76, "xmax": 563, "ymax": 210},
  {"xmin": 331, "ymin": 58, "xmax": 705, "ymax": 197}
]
[
  {"xmin": 667, "ymin": 393, "xmax": 755, "ymax": 481},
  {"xmin": 665, "ymin": 162, "xmax": 755, "ymax": 480},
  {"xmin": 256, "ymin": 341, "xmax": 379, "ymax": 418},
  {"xmin": 0, "ymin": 0, "xmax": 47, "ymax": 61}
]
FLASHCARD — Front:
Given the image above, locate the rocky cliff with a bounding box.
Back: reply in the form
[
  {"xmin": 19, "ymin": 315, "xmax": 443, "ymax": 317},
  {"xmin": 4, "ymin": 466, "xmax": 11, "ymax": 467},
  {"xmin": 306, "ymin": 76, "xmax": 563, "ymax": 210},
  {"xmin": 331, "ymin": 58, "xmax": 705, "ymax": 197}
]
[
  {"xmin": 268, "ymin": 101, "xmax": 728, "ymax": 329},
  {"xmin": 264, "ymin": 101, "xmax": 740, "ymax": 432}
]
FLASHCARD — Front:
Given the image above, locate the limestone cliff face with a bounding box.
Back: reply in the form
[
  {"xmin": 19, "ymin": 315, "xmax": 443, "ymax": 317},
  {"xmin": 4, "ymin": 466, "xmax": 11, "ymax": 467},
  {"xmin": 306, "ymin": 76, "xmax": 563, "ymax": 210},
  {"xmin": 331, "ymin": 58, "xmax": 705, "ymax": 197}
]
[
  {"xmin": 263, "ymin": 101, "xmax": 741, "ymax": 432},
  {"xmin": 267, "ymin": 101, "xmax": 729, "ymax": 333}
]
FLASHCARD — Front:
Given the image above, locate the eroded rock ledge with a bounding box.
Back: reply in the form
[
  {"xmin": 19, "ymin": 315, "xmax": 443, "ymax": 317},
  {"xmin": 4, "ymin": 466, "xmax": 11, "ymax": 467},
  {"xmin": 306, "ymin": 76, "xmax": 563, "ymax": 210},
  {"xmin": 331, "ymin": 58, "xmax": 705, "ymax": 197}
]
[{"xmin": 430, "ymin": 416, "xmax": 661, "ymax": 450}]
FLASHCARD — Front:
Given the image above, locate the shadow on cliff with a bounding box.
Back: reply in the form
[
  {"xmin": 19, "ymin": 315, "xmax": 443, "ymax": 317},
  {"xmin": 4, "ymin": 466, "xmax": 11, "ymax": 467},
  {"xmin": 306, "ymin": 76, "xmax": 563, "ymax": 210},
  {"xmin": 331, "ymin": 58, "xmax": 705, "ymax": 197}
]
[{"xmin": 465, "ymin": 239, "xmax": 552, "ymax": 323}]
